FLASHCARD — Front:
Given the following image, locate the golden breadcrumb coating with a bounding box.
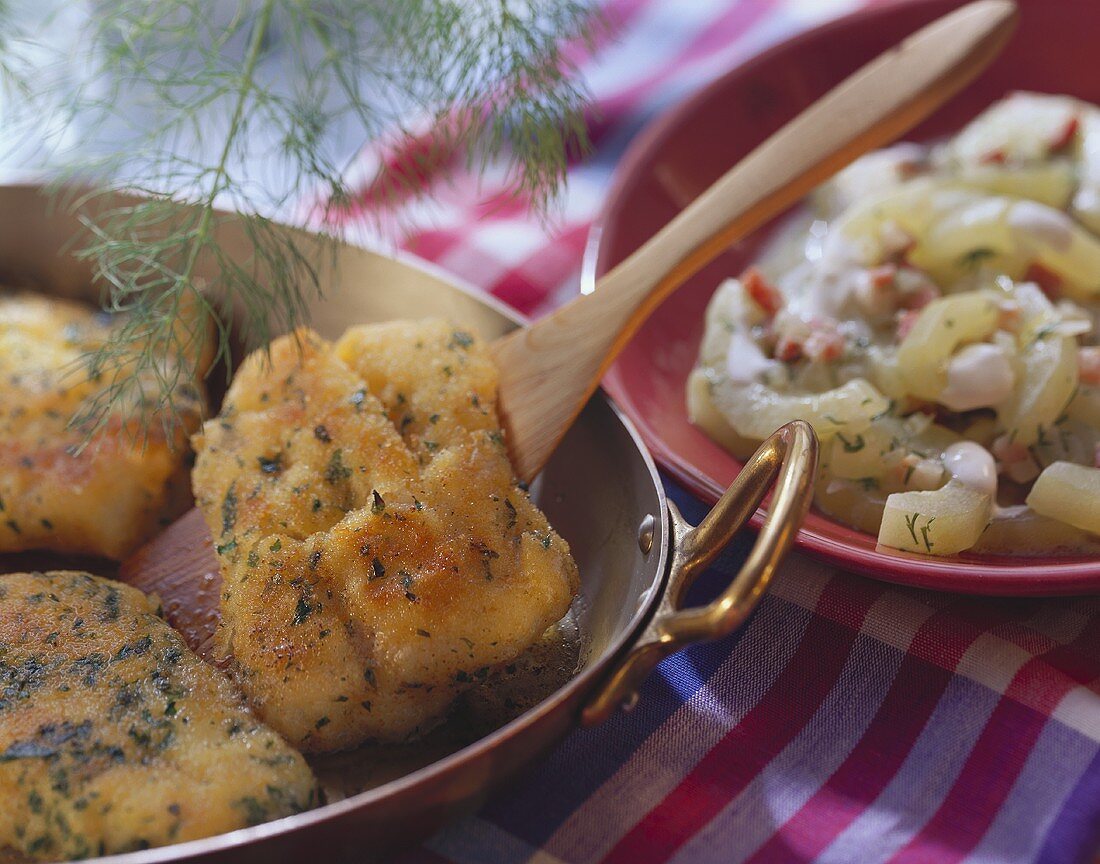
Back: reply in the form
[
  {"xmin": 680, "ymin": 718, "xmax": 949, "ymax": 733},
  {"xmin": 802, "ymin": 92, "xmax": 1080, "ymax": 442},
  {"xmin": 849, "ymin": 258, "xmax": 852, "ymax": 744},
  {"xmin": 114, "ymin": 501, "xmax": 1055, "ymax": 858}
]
[
  {"xmin": 0, "ymin": 292, "xmax": 206, "ymax": 560},
  {"xmin": 0, "ymin": 571, "xmax": 318, "ymax": 861},
  {"xmin": 192, "ymin": 320, "xmax": 579, "ymax": 753}
]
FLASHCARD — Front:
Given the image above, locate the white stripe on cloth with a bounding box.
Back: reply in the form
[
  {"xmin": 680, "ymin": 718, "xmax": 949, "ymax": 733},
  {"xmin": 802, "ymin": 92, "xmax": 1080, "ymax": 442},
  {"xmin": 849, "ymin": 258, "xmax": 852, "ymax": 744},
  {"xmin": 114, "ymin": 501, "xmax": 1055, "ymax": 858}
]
[
  {"xmin": 1052, "ymin": 685, "xmax": 1100, "ymax": 744},
  {"xmin": 1010, "ymin": 601, "xmax": 1096, "ymax": 648},
  {"xmin": 525, "ymin": 563, "xmax": 831, "ymax": 864},
  {"xmin": 580, "ymin": 0, "xmax": 735, "ymax": 102}
]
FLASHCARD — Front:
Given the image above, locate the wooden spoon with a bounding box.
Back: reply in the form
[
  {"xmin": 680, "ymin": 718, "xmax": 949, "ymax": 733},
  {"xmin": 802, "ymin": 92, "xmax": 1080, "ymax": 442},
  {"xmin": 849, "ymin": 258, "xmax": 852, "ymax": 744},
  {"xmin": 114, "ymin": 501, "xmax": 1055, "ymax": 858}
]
[
  {"xmin": 121, "ymin": 0, "xmax": 1018, "ymax": 652},
  {"xmin": 496, "ymin": 0, "xmax": 1018, "ymax": 480}
]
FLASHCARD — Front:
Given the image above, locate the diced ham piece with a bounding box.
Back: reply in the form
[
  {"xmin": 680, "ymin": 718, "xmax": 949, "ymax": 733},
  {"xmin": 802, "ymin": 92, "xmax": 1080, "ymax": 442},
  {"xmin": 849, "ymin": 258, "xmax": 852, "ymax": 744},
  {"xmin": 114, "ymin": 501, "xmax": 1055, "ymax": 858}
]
[
  {"xmin": 896, "ymin": 453, "xmax": 943, "ymax": 490},
  {"xmin": 1047, "ymin": 115, "xmax": 1080, "ymax": 153},
  {"xmin": 898, "ymin": 282, "xmax": 939, "ymax": 311},
  {"xmin": 992, "ymin": 434, "xmax": 1041, "ymax": 484},
  {"xmin": 742, "ymin": 267, "xmax": 783, "ymax": 317},
  {"xmin": 1025, "ymin": 261, "xmax": 1063, "ymax": 301},
  {"xmin": 774, "ymin": 337, "xmax": 802, "ymax": 362},
  {"xmin": 771, "ymin": 312, "xmax": 808, "ymax": 362},
  {"xmin": 854, "ymin": 265, "xmax": 898, "ymax": 318},
  {"xmin": 996, "ymin": 299, "xmax": 1022, "ymax": 332},
  {"xmin": 879, "ymin": 220, "xmax": 915, "ymax": 261},
  {"xmin": 771, "ymin": 314, "xmax": 843, "ymax": 364},
  {"xmin": 803, "ymin": 323, "xmax": 845, "ymax": 363},
  {"xmin": 868, "ymin": 265, "xmax": 897, "ymax": 289},
  {"xmin": 980, "ymin": 148, "xmax": 1008, "ymax": 165},
  {"xmin": 1079, "ymin": 346, "xmax": 1100, "ymax": 385},
  {"xmin": 896, "ymin": 309, "xmax": 921, "ymax": 341}
]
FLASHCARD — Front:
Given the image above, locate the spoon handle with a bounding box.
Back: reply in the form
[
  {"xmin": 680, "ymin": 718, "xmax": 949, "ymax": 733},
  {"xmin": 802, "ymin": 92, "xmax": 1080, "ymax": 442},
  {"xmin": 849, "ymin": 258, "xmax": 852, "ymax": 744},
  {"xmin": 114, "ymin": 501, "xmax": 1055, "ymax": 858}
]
[{"xmin": 493, "ymin": 0, "xmax": 1018, "ymax": 482}]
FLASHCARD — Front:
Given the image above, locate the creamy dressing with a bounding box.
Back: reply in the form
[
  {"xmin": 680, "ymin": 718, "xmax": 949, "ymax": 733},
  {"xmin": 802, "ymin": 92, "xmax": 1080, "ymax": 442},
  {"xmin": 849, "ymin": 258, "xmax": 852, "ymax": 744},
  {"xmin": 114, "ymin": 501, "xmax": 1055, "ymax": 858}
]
[
  {"xmin": 824, "ymin": 143, "xmax": 926, "ymax": 214},
  {"xmin": 943, "ymin": 441, "xmax": 998, "ymax": 497},
  {"xmin": 938, "ymin": 342, "xmax": 1015, "ymax": 411},
  {"xmin": 725, "ymin": 330, "xmax": 775, "ymax": 385},
  {"xmin": 783, "ymin": 235, "xmax": 870, "ymax": 325}
]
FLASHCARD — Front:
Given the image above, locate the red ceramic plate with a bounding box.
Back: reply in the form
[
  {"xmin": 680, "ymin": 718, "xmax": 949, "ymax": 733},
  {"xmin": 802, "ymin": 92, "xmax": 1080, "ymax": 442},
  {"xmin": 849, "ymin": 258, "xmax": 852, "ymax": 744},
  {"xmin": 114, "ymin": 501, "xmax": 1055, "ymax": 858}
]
[{"xmin": 587, "ymin": 0, "xmax": 1100, "ymax": 596}]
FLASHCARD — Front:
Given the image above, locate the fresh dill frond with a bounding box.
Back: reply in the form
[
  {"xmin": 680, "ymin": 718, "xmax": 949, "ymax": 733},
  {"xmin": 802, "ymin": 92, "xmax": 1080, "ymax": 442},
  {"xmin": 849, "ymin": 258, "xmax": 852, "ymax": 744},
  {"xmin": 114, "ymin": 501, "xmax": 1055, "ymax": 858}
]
[{"xmin": 23, "ymin": 0, "xmax": 597, "ymax": 439}]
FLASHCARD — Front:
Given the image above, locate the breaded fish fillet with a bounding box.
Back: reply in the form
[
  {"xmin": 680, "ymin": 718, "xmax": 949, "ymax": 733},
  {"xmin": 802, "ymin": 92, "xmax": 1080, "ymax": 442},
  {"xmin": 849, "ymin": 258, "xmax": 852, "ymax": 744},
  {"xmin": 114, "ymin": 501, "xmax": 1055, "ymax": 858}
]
[
  {"xmin": 0, "ymin": 292, "xmax": 206, "ymax": 560},
  {"xmin": 192, "ymin": 321, "xmax": 579, "ymax": 753},
  {"xmin": 0, "ymin": 571, "xmax": 318, "ymax": 861}
]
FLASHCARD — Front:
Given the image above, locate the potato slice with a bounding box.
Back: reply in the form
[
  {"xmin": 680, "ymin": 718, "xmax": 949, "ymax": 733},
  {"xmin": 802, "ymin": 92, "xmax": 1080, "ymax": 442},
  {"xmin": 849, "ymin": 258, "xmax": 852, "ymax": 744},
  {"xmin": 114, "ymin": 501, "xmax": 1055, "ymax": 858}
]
[
  {"xmin": 1073, "ymin": 108, "xmax": 1100, "ymax": 235},
  {"xmin": 954, "ymin": 162, "xmax": 1076, "ymax": 209},
  {"xmin": 949, "ymin": 91, "xmax": 1080, "ymax": 166},
  {"xmin": 1068, "ymin": 383, "xmax": 1100, "ymax": 427},
  {"xmin": 996, "ymin": 286, "xmax": 1078, "ymax": 448},
  {"xmin": 698, "ymin": 277, "xmax": 768, "ymax": 367},
  {"xmin": 973, "ymin": 506, "xmax": 1100, "ymax": 554},
  {"xmin": 1026, "ymin": 461, "xmax": 1100, "ymax": 534},
  {"xmin": 908, "ymin": 197, "xmax": 1022, "ymax": 284},
  {"xmin": 708, "ymin": 378, "xmax": 890, "ymax": 443},
  {"xmin": 878, "ymin": 480, "xmax": 992, "ymax": 555},
  {"xmin": 1011, "ymin": 201, "xmax": 1100, "ymax": 298},
  {"xmin": 815, "ymin": 477, "xmax": 889, "ymax": 536},
  {"xmin": 895, "ymin": 290, "xmax": 1002, "ymax": 401},
  {"xmin": 837, "ymin": 177, "xmax": 1100, "ymax": 295},
  {"xmin": 686, "ymin": 368, "xmax": 761, "ymax": 460},
  {"xmin": 833, "ymin": 179, "xmax": 978, "ymax": 263},
  {"xmin": 825, "ymin": 414, "xmax": 956, "ymax": 487}
]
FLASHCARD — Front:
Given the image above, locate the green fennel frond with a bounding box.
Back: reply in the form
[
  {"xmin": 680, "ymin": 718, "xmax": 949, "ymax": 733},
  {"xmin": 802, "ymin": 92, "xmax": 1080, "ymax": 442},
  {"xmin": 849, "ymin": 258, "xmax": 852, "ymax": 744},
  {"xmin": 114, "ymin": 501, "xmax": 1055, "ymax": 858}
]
[{"xmin": 32, "ymin": 0, "xmax": 597, "ymax": 440}]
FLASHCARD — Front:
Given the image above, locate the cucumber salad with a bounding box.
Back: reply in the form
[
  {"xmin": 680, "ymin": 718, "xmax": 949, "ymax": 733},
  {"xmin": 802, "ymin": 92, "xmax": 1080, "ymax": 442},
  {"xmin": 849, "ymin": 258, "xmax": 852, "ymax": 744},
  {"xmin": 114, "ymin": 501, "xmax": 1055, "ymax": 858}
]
[{"xmin": 690, "ymin": 92, "xmax": 1100, "ymax": 557}]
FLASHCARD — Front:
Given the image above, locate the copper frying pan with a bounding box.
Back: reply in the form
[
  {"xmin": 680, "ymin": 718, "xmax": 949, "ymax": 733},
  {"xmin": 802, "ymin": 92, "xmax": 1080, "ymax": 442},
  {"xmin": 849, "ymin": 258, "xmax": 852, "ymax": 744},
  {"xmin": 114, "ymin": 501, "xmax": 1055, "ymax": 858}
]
[{"xmin": 0, "ymin": 184, "xmax": 816, "ymax": 863}]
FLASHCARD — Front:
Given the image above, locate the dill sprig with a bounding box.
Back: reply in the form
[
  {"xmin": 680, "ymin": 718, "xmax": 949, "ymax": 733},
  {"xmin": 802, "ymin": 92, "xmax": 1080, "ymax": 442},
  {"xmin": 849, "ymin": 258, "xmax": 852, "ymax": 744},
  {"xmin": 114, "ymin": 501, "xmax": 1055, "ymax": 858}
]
[{"xmin": 29, "ymin": 0, "xmax": 596, "ymax": 438}]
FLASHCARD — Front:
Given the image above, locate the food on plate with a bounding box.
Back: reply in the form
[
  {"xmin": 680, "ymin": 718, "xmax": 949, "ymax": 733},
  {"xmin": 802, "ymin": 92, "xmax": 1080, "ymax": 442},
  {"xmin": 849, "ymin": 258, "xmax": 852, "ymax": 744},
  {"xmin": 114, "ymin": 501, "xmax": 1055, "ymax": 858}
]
[
  {"xmin": 192, "ymin": 319, "xmax": 579, "ymax": 753},
  {"xmin": 690, "ymin": 92, "xmax": 1100, "ymax": 556},
  {"xmin": 0, "ymin": 571, "xmax": 318, "ymax": 861},
  {"xmin": 0, "ymin": 292, "xmax": 207, "ymax": 560},
  {"xmin": 1026, "ymin": 460, "xmax": 1100, "ymax": 533}
]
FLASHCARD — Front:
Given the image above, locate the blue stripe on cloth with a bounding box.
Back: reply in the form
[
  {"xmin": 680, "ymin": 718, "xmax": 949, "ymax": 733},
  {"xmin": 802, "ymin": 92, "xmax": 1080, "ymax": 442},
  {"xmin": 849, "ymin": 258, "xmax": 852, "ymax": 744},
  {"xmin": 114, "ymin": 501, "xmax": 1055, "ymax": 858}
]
[
  {"xmin": 1036, "ymin": 744, "xmax": 1100, "ymax": 864},
  {"xmin": 423, "ymin": 817, "xmax": 546, "ymax": 864},
  {"xmin": 967, "ymin": 718, "xmax": 1100, "ymax": 864},
  {"xmin": 537, "ymin": 589, "xmax": 820, "ymax": 863}
]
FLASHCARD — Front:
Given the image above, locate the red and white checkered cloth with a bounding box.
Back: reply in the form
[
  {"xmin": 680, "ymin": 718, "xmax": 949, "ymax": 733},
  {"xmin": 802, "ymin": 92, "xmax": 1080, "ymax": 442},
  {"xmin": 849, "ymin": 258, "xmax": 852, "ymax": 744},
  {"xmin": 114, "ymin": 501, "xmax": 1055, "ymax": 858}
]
[{"xmin": 327, "ymin": 2, "xmax": 1100, "ymax": 862}]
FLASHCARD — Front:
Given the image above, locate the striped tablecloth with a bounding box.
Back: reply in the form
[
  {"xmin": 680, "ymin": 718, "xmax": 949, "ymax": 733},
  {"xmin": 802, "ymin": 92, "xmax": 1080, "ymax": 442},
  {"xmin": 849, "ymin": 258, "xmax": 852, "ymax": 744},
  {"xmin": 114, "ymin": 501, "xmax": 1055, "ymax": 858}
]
[{"xmin": 331, "ymin": 2, "xmax": 1100, "ymax": 862}]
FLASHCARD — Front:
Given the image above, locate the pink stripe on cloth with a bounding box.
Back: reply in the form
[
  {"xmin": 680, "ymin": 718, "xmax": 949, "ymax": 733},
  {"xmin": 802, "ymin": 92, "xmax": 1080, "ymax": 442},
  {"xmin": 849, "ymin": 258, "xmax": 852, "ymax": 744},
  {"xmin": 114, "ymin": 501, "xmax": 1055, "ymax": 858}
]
[
  {"xmin": 741, "ymin": 595, "xmax": 1019, "ymax": 864},
  {"xmin": 886, "ymin": 620, "xmax": 1100, "ymax": 864},
  {"xmin": 800, "ymin": 587, "xmax": 1100, "ymax": 724},
  {"xmin": 485, "ymin": 224, "xmax": 590, "ymax": 314},
  {"xmin": 599, "ymin": 577, "xmax": 886, "ymax": 864},
  {"xmin": 402, "ymin": 230, "xmax": 467, "ymax": 264}
]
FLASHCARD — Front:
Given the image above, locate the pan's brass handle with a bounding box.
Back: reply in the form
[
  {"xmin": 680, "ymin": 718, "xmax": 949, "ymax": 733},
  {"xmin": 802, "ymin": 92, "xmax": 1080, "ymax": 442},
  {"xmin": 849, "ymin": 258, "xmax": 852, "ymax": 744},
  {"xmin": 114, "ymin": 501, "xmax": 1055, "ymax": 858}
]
[{"xmin": 581, "ymin": 420, "xmax": 818, "ymax": 725}]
